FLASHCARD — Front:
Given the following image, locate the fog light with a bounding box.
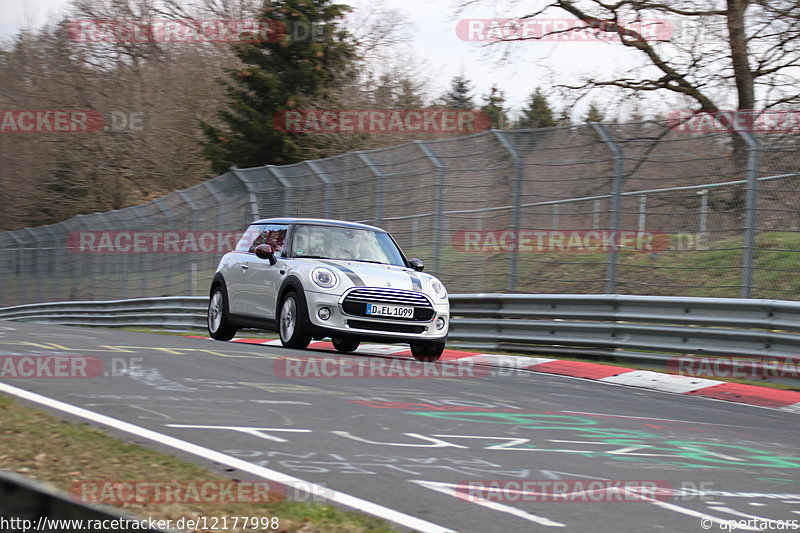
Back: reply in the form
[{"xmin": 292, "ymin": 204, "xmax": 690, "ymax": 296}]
[
  {"xmin": 318, "ymin": 307, "xmax": 331, "ymax": 320},
  {"xmin": 436, "ymin": 317, "xmax": 446, "ymax": 330}
]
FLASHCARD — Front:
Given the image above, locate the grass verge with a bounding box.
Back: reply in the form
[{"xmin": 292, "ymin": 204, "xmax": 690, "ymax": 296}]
[{"xmin": 0, "ymin": 395, "xmax": 395, "ymax": 533}]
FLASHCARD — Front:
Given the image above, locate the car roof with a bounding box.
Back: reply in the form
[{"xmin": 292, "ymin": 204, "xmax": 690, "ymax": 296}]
[{"xmin": 249, "ymin": 218, "xmax": 386, "ymax": 232}]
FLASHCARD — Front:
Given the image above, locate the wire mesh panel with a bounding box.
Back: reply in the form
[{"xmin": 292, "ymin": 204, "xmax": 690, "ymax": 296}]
[
  {"xmin": 609, "ymin": 122, "xmax": 748, "ymax": 297},
  {"xmin": 0, "ymin": 120, "xmax": 797, "ymax": 306},
  {"xmin": 750, "ymin": 130, "xmax": 800, "ymax": 300}
]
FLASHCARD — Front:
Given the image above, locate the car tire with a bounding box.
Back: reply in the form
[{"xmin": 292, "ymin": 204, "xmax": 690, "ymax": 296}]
[
  {"xmin": 332, "ymin": 338, "xmax": 360, "ymax": 353},
  {"xmin": 410, "ymin": 340, "xmax": 445, "ymax": 362},
  {"xmin": 279, "ymin": 291, "xmax": 312, "ymax": 349},
  {"xmin": 208, "ymin": 286, "xmax": 237, "ymax": 341}
]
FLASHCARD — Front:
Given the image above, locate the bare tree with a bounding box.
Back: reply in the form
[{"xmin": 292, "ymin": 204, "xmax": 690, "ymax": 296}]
[{"xmin": 468, "ymin": 1, "xmax": 799, "ymax": 119}]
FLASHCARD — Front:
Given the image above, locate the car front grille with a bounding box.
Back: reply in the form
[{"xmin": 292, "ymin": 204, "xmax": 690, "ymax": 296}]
[
  {"xmin": 346, "ymin": 319, "xmax": 427, "ymax": 334},
  {"xmin": 342, "ymin": 288, "xmax": 435, "ymax": 321}
]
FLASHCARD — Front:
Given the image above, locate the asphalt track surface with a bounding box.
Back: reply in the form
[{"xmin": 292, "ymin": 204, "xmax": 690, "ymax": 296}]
[{"xmin": 1, "ymin": 321, "xmax": 799, "ymax": 533}]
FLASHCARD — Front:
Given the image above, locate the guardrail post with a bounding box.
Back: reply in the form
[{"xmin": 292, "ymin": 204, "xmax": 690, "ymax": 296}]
[
  {"xmin": 416, "ymin": 141, "xmax": 446, "ymax": 275},
  {"xmin": 591, "ymin": 123, "xmax": 625, "ymax": 294},
  {"xmin": 736, "ymin": 130, "xmax": 762, "ymax": 298},
  {"xmin": 493, "ymin": 131, "xmax": 523, "ymax": 292},
  {"xmin": 356, "ymin": 152, "xmax": 386, "ymax": 226}
]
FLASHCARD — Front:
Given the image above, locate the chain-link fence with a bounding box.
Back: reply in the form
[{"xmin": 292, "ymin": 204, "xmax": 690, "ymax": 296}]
[{"xmin": 1, "ymin": 119, "xmax": 798, "ymax": 307}]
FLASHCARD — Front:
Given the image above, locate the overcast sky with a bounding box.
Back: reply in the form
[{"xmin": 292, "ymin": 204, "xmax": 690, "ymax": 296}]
[{"xmin": 1, "ymin": 0, "xmax": 657, "ymax": 119}]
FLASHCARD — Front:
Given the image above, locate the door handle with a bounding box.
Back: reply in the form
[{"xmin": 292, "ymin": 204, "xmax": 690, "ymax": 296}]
[{"xmin": 240, "ymin": 264, "xmax": 249, "ymax": 271}]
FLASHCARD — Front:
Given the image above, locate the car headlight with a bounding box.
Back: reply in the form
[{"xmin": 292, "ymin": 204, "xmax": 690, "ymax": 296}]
[
  {"xmin": 428, "ymin": 277, "xmax": 447, "ymax": 299},
  {"xmin": 311, "ymin": 267, "xmax": 338, "ymax": 289}
]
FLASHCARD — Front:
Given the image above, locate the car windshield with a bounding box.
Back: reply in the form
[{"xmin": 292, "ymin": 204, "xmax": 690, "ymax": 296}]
[{"xmin": 290, "ymin": 224, "xmax": 405, "ymax": 266}]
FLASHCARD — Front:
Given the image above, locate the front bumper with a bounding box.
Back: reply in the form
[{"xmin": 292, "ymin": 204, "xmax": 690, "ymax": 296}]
[{"xmin": 304, "ymin": 289, "xmax": 449, "ymax": 342}]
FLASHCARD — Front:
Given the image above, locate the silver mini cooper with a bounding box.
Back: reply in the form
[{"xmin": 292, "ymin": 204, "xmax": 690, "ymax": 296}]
[{"xmin": 208, "ymin": 218, "xmax": 449, "ymax": 361}]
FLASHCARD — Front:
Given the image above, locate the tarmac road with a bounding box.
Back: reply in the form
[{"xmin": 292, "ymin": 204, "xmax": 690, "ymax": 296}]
[{"xmin": 1, "ymin": 321, "xmax": 798, "ymax": 532}]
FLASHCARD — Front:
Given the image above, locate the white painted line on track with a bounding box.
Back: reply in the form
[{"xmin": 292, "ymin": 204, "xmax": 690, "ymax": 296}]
[
  {"xmin": 0, "ymin": 381, "xmax": 455, "ymax": 533},
  {"xmin": 781, "ymin": 402, "xmax": 800, "ymax": 414}
]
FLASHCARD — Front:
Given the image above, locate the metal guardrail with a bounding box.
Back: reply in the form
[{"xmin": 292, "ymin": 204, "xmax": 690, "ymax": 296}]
[
  {"xmin": 1, "ymin": 294, "xmax": 798, "ymax": 378},
  {"xmin": 0, "ymin": 297, "xmax": 208, "ymax": 329}
]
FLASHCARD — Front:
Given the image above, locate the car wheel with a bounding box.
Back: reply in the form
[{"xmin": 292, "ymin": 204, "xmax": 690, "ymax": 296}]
[
  {"xmin": 208, "ymin": 287, "xmax": 237, "ymax": 341},
  {"xmin": 410, "ymin": 340, "xmax": 445, "ymax": 362},
  {"xmin": 279, "ymin": 291, "xmax": 312, "ymax": 349},
  {"xmin": 332, "ymin": 338, "xmax": 360, "ymax": 353}
]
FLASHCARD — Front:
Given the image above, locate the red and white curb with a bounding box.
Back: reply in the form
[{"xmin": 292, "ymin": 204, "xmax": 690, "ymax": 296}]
[{"xmin": 190, "ymin": 337, "xmax": 800, "ymax": 414}]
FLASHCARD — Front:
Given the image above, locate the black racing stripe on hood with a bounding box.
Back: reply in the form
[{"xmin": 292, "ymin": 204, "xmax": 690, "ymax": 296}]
[
  {"xmin": 319, "ymin": 260, "xmax": 365, "ymax": 287},
  {"xmin": 407, "ymin": 271, "xmax": 423, "ymax": 291}
]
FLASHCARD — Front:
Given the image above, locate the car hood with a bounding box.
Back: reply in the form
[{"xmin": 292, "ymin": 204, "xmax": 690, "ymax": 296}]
[{"xmin": 319, "ymin": 260, "xmax": 431, "ymax": 292}]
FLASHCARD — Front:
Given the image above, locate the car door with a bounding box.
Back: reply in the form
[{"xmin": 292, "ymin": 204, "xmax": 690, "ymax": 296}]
[
  {"xmin": 241, "ymin": 224, "xmax": 288, "ymax": 319},
  {"xmin": 226, "ymin": 224, "xmax": 264, "ymax": 315}
]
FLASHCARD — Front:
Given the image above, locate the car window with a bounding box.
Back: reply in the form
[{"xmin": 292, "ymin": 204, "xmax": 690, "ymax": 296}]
[
  {"xmin": 235, "ymin": 224, "xmax": 264, "ymax": 252},
  {"xmin": 290, "ymin": 224, "xmax": 405, "ymax": 266},
  {"xmin": 248, "ymin": 224, "xmax": 288, "ymax": 255}
]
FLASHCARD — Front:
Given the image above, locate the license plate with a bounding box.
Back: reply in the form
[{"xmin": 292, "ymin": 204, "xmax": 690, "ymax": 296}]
[{"xmin": 365, "ymin": 303, "xmax": 414, "ymax": 318}]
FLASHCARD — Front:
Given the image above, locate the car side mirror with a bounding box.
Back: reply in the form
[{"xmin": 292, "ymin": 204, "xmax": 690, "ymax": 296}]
[
  {"xmin": 408, "ymin": 258, "xmax": 424, "ymax": 272},
  {"xmin": 254, "ymin": 244, "xmax": 277, "ymax": 265}
]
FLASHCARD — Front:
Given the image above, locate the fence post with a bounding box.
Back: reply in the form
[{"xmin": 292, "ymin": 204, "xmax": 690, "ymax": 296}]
[
  {"xmin": 21, "ymin": 228, "xmax": 44, "ymax": 303},
  {"xmin": 229, "ymin": 167, "xmax": 261, "ymax": 222},
  {"xmin": 493, "ymin": 130, "xmax": 523, "ymax": 292},
  {"xmin": 104, "ymin": 212, "xmax": 129, "ymax": 300},
  {"xmin": 415, "ymin": 141, "xmax": 446, "ymax": 275},
  {"xmin": 306, "ymin": 161, "xmax": 333, "ymax": 219},
  {"xmin": 5, "ymin": 231, "xmax": 25, "ymax": 305},
  {"xmin": 356, "ymin": 152, "xmax": 386, "ymax": 226},
  {"xmin": 593, "ymin": 199, "xmax": 601, "ymax": 229},
  {"xmin": 697, "ymin": 189, "xmax": 709, "ymax": 234},
  {"xmin": 737, "ymin": 130, "xmax": 762, "ymax": 298},
  {"xmin": 178, "ymin": 191, "xmax": 203, "ymax": 296},
  {"xmin": 156, "ymin": 197, "xmax": 180, "ymax": 296},
  {"xmin": 265, "ymin": 166, "xmax": 292, "ymax": 217},
  {"xmin": 638, "ymin": 195, "xmax": 647, "ymax": 232},
  {"xmin": 591, "ymin": 123, "xmax": 625, "ymax": 294}
]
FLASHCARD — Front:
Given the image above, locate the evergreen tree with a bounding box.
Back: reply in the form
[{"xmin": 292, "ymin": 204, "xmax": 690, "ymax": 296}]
[
  {"xmin": 516, "ymin": 88, "xmax": 556, "ymax": 129},
  {"xmin": 28, "ymin": 162, "xmax": 91, "ymax": 226},
  {"xmin": 583, "ymin": 102, "xmax": 606, "ymax": 123},
  {"xmin": 201, "ymin": 0, "xmax": 356, "ymax": 173},
  {"xmin": 394, "ymin": 79, "xmax": 424, "ymax": 109},
  {"xmin": 480, "ymin": 85, "xmax": 508, "ymax": 129},
  {"xmin": 443, "ymin": 75, "xmax": 475, "ymax": 110}
]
